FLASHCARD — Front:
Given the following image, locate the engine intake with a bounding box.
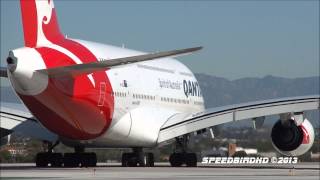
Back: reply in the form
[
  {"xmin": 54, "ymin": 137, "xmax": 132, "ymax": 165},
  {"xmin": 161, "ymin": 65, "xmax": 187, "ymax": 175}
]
[
  {"xmin": 271, "ymin": 120, "xmax": 303, "ymax": 151},
  {"xmin": 271, "ymin": 118, "xmax": 314, "ymax": 156}
]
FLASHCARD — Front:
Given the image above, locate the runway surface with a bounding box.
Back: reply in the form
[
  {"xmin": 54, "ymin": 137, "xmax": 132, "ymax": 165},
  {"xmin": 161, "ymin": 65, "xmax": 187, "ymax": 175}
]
[{"xmin": 1, "ymin": 163, "xmax": 319, "ymax": 180}]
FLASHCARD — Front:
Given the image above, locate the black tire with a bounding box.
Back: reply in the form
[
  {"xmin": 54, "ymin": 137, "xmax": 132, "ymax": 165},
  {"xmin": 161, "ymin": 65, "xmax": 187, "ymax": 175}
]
[
  {"xmin": 185, "ymin": 153, "xmax": 197, "ymax": 167},
  {"xmin": 169, "ymin": 153, "xmax": 183, "ymax": 167},
  {"xmin": 50, "ymin": 153, "xmax": 63, "ymax": 167},
  {"xmin": 127, "ymin": 154, "xmax": 138, "ymax": 167},
  {"xmin": 122, "ymin": 153, "xmax": 138, "ymax": 167},
  {"xmin": 80, "ymin": 153, "xmax": 89, "ymax": 167},
  {"xmin": 63, "ymin": 153, "xmax": 79, "ymax": 167},
  {"xmin": 87, "ymin": 153, "xmax": 97, "ymax": 167},
  {"xmin": 80, "ymin": 153, "xmax": 97, "ymax": 167},
  {"xmin": 122, "ymin": 153, "xmax": 129, "ymax": 167},
  {"xmin": 146, "ymin": 153, "xmax": 154, "ymax": 167},
  {"xmin": 35, "ymin": 153, "xmax": 48, "ymax": 167}
]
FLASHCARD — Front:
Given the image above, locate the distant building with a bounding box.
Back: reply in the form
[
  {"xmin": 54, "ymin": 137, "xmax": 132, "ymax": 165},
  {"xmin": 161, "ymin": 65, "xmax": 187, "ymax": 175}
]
[
  {"xmin": 2, "ymin": 145, "xmax": 26, "ymax": 156},
  {"xmin": 8, "ymin": 148, "xmax": 26, "ymax": 156}
]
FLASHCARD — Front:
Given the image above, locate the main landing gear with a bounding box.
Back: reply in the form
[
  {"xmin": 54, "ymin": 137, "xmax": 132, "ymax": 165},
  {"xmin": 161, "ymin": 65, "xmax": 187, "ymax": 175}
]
[
  {"xmin": 35, "ymin": 143, "xmax": 97, "ymax": 167},
  {"xmin": 35, "ymin": 141, "xmax": 63, "ymax": 167},
  {"xmin": 169, "ymin": 135, "xmax": 197, "ymax": 167},
  {"xmin": 121, "ymin": 148, "xmax": 154, "ymax": 167},
  {"xmin": 63, "ymin": 146, "xmax": 97, "ymax": 167}
]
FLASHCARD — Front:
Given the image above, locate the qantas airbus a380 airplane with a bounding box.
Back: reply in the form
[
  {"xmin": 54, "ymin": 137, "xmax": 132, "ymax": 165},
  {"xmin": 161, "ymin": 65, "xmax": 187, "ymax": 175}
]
[{"xmin": 0, "ymin": 0, "xmax": 319, "ymax": 167}]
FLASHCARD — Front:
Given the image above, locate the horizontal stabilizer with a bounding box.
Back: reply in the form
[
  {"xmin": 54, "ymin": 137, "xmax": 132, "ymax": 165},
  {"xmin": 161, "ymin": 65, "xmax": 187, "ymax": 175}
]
[{"xmin": 37, "ymin": 46, "xmax": 202, "ymax": 78}]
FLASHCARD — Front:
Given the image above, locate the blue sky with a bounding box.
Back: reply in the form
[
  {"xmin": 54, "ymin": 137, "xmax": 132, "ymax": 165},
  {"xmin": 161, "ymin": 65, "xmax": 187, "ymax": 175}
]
[{"xmin": 1, "ymin": 0, "xmax": 319, "ymax": 83}]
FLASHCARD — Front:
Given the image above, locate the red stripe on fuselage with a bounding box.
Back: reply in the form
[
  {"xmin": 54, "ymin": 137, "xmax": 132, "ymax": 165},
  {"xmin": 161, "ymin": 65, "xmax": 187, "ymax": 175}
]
[{"xmin": 19, "ymin": 46, "xmax": 114, "ymax": 140}]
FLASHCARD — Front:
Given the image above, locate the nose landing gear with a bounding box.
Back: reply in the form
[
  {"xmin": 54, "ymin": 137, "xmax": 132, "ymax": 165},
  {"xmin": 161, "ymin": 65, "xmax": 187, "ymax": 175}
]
[{"xmin": 35, "ymin": 143, "xmax": 97, "ymax": 167}]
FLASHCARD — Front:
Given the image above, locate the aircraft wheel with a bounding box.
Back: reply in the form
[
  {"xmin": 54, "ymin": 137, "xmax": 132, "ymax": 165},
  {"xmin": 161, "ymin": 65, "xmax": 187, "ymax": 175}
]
[
  {"xmin": 80, "ymin": 153, "xmax": 97, "ymax": 167},
  {"xmin": 169, "ymin": 153, "xmax": 184, "ymax": 167},
  {"xmin": 63, "ymin": 153, "xmax": 79, "ymax": 167},
  {"xmin": 50, "ymin": 153, "xmax": 63, "ymax": 167},
  {"xmin": 87, "ymin": 152, "xmax": 97, "ymax": 167},
  {"xmin": 127, "ymin": 153, "xmax": 138, "ymax": 167},
  {"xmin": 185, "ymin": 153, "xmax": 197, "ymax": 167},
  {"xmin": 145, "ymin": 153, "xmax": 154, "ymax": 167},
  {"xmin": 35, "ymin": 152, "xmax": 49, "ymax": 167},
  {"xmin": 121, "ymin": 153, "xmax": 130, "ymax": 167},
  {"xmin": 122, "ymin": 153, "xmax": 138, "ymax": 167},
  {"xmin": 122, "ymin": 153, "xmax": 134, "ymax": 167}
]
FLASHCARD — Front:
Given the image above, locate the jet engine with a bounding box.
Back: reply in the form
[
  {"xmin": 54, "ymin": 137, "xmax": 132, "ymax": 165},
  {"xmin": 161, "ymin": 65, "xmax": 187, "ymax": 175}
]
[{"xmin": 271, "ymin": 118, "xmax": 314, "ymax": 156}]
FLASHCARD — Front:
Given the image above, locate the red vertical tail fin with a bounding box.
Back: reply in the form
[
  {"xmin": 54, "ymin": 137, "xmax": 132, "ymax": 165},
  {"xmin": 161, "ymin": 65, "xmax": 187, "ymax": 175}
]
[{"xmin": 20, "ymin": 0, "xmax": 64, "ymax": 47}]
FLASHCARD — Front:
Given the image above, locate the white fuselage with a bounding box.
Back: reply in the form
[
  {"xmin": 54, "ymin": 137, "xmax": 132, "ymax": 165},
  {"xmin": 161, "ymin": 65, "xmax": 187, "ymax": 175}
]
[{"xmin": 60, "ymin": 39, "xmax": 205, "ymax": 148}]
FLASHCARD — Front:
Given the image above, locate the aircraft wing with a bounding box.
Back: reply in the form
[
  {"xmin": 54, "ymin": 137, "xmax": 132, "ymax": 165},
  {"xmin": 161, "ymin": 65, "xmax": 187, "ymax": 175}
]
[
  {"xmin": 157, "ymin": 95, "xmax": 320, "ymax": 143},
  {"xmin": 0, "ymin": 102, "xmax": 58, "ymax": 142}
]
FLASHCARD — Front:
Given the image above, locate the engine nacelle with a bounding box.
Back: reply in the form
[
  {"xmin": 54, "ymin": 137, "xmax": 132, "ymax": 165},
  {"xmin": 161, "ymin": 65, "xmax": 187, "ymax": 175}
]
[{"xmin": 271, "ymin": 118, "xmax": 314, "ymax": 156}]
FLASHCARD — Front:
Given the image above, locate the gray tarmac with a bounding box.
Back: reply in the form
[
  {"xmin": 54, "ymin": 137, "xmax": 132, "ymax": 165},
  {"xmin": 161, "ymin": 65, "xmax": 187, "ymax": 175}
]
[{"xmin": 0, "ymin": 162, "xmax": 319, "ymax": 180}]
